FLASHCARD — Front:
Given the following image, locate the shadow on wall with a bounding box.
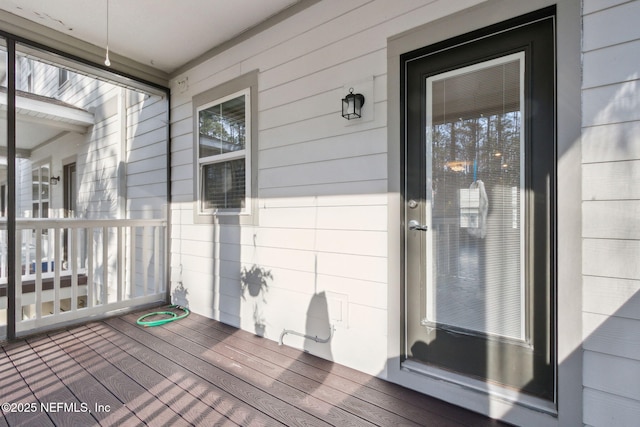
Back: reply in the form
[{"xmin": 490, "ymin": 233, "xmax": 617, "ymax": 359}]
[
  {"xmin": 277, "ymin": 291, "xmax": 334, "ymax": 358},
  {"xmin": 241, "ymin": 264, "xmax": 272, "ymax": 337},
  {"xmin": 303, "ymin": 291, "xmax": 334, "ymax": 361},
  {"xmin": 171, "ymin": 280, "xmax": 189, "ymax": 308},
  {"xmin": 276, "ymin": 290, "xmax": 334, "ymax": 398}
]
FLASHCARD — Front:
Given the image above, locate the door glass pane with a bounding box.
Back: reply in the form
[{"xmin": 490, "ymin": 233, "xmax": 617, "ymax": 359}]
[{"xmin": 425, "ymin": 53, "xmax": 525, "ymax": 340}]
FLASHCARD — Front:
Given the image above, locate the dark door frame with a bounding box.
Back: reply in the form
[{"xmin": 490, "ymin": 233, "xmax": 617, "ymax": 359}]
[{"xmin": 400, "ymin": 6, "xmax": 557, "ymax": 401}]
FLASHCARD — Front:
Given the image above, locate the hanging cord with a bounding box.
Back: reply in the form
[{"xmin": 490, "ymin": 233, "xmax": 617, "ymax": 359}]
[
  {"xmin": 104, "ymin": 0, "xmax": 111, "ymax": 66},
  {"xmin": 136, "ymin": 305, "xmax": 190, "ymax": 327}
]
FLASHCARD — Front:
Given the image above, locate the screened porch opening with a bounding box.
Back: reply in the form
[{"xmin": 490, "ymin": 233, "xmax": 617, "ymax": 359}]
[{"xmin": 0, "ymin": 40, "xmax": 169, "ymax": 339}]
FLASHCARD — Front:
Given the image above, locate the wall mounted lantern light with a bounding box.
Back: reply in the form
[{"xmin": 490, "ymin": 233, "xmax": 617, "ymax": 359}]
[
  {"xmin": 342, "ymin": 87, "xmax": 365, "ymax": 120},
  {"xmin": 50, "ymin": 176, "xmax": 60, "ymax": 185}
]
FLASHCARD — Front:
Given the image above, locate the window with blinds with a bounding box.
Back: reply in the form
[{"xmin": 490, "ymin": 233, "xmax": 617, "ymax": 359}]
[
  {"xmin": 197, "ymin": 88, "xmax": 250, "ymax": 214},
  {"xmin": 425, "ymin": 52, "xmax": 525, "ymax": 341}
]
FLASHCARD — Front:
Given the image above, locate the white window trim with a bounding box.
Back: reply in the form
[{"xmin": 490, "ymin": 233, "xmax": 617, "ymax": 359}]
[
  {"xmin": 196, "ymin": 88, "xmax": 251, "ymax": 216},
  {"xmin": 31, "ymin": 161, "xmax": 51, "ymax": 219}
]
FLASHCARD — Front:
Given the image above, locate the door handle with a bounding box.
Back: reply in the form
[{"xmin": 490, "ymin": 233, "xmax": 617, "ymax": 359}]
[{"xmin": 408, "ymin": 220, "xmax": 428, "ymax": 231}]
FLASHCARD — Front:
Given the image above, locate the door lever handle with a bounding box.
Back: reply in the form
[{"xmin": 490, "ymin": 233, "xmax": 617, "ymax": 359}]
[{"xmin": 408, "ymin": 220, "xmax": 428, "ymax": 231}]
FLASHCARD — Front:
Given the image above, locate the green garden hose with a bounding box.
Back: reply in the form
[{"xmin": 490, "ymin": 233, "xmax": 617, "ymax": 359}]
[{"xmin": 136, "ymin": 305, "xmax": 190, "ymax": 327}]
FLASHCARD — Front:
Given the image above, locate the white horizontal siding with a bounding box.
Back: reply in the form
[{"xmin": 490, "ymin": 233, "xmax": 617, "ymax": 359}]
[
  {"xmin": 583, "ymin": 38, "xmax": 640, "ymax": 89},
  {"xmin": 583, "ymin": 239, "xmax": 640, "ymax": 280},
  {"xmin": 126, "ymin": 92, "xmax": 168, "ymax": 219},
  {"xmin": 259, "ymin": 179, "xmax": 388, "ymax": 199},
  {"xmin": 584, "ymin": 388, "xmax": 640, "ymax": 427},
  {"xmin": 583, "ymin": 312, "xmax": 640, "ymax": 360},
  {"xmin": 582, "ymin": 81, "xmax": 640, "ymax": 127},
  {"xmin": 168, "ymin": 0, "xmax": 488, "ymax": 379},
  {"xmin": 583, "ymin": 0, "xmax": 631, "ymax": 15},
  {"xmin": 582, "ymin": 1, "xmax": 640, "ymax": 424},
  {"xmin": 583, "ymin": 0, "xmax": 640, "ymax": 51},
  {"xmin": 258, "ymin": 52, "xmax": 387, "ymax": 113},
  {"xmin": 77, "ymin": 101, "xmax": 121, "ymax": 219},
  {"xmin": 584, "ymin": 352, "xmax": 640, "ymax": 401},
  {"xmin": 259, "ymin": 154, "xmax": 387, "ymax": 189},
  {"xmin": 583, "ymin": 160, "xmax": 640, "ymax": 200},
  {"xmin": 582, "ymin": 121, "xmax": 640, "ymax": 163},
  {"xmin": 583, "ymin": 200, "xmax": 640, "ymax": 239},
  {"xmin": 583, "ymin": 276, "xmax": 640, "ymax": 320},
  {"xmin": 127, "ymin": 140, "xmax": 167, "ymax": 164},
  {"xmin": 259, "ymin": 100, "xmax": 387, "ymax": 151},
  {"xmin": 259, "ymin": 127, "xmax": 387, "ymax": 169},
  {"xmin": 259, "ymin": 204, "xmax": 387, "ymax": 231}
]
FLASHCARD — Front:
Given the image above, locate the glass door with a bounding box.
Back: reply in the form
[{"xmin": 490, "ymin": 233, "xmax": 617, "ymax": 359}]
[{"xmin": 403, "ymin": 14, "xmax": 555, "ymax": 401}]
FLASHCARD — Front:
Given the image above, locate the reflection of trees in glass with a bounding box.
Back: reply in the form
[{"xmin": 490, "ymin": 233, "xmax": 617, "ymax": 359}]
[
  {"xmin": 199, "ymin": 101, "xmax": 246, "ymax": 149},
  {"xmin": 432, "ymin": 111, "xmax": 520, "ymax": 187}
]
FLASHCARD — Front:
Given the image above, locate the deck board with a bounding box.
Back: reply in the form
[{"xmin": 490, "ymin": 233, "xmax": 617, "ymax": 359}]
[
  {"xmin": 175, "ymin": 314, "xmax": 490, "ymax": 426},
  {"xmin": 121, "ymin": 314, "xmax": 384, "ymax": 427},
  {"xmin": 166, "ymin": 314, "xmax": 461, "ymax": 427},
  {"xmin": 1, "ymin": 309, "xmax": 506, "ymax": 426}
]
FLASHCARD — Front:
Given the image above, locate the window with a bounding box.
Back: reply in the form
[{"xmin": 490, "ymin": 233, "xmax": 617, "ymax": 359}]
[
  {"xmin": 58, "ymin": 68, "xmax": 69, "ymax": 88},
  {"xmin": 32, "ymin": 163, "xmax": 50, "ymax": 219},
  {"xmin": 193, "ymin": 70, "xmax": 257, "ymax": 222},
  {"xmin": 197, "ymin": 89, "xmax": 250, "ymax": 213},
  {"xmin": 18, "ymin": 57, "xmax": 34, "ymax": 92}
]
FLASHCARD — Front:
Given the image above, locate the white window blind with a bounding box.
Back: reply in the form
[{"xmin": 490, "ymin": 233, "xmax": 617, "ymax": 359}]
[{"xmin": 425, "ymin": 53, "xmax": 526, "ymax": 341}]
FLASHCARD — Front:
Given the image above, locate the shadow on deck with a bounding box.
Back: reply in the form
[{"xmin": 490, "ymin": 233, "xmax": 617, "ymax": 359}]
[{"xmin": 1, "ymin": 309, "xmax": 506, "ymax": 426}]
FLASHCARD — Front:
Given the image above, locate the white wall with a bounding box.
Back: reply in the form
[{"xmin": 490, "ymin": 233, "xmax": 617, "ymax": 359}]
[
  {"xmin": 581, "ymin": 1, "xmax": 640, "ymax": 426},
  {"xmin": 23, "ymin": 60, "xmax": 168, "ymax": 221},
  {"xmin": 171, "ymin": 0, "xmax": 640, "ymax": 425},
  {"xmin": 126, "ymin": 92, "xmax": 168, "ymax": 219},
  {"xmin": 170, "ymin": 0, "xmax": 484, "ymax": 377}
]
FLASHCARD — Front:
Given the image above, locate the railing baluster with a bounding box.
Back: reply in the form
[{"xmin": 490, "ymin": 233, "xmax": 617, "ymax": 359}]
[
  {"xmin": 143, "ymin": 226, "xmax": 150, "ymax": 297},
  {"xmin": 102, "ymin": 226, "xmax": 108, "ymax": 304},
  {"xmin": 47, "ymin": 227, "xmax": 54, "ymax": 278},
  {"xmin": 2, "ymin": 218, "xmax": 166, "ymax": 334},
  {"xmin": 130, "ymin": 226, "xmax": 136, "ymax": 299},
  {"xmin": 117, "ymin": 226, "xmax": 123, "ymax": 302},
  {"xmin": 154, "ymin": 226, "xmax": 160, "ymax": 295},
  {"xmin": 35, "ymin": 226, "xmax": 42, "ymax": 320},
  {"xmin": 15, "ymin": 230, "xmax": 22, "ymax": 327},
  {"xmin": 153, "ymin": 226, "xmax": 160, "ymax": 294},
  {"xmin": 71, "ymin": 227, "xmax": 78, "ymax": 312},
  {"xmin": 85, "ymin": 227, "xmax": 93, "ymax": 309},
  {"xmin": 54, "ymin": 227, "xmax": 61, "ymax": 316}
]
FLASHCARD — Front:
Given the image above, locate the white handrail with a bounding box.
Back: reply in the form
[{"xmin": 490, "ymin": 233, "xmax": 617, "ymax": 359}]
[
  {"xmin": 0, "ymin": 218, "xmax": 166, "ymax": 229},
  {"xmin": 0, "ymin": 218, "xmax": 167, "ymax": 335}
]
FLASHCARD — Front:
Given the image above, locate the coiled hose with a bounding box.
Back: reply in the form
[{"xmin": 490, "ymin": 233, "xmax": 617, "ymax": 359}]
[{"xmin": 136, "ymin": 305, "xmax": 190, "ymax": 327}]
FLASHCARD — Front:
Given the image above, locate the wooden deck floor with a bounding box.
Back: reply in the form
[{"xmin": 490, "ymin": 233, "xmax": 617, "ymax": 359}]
[{"xmin": 1, "ymin": 309, "xmax": 506, "ymax": 426}]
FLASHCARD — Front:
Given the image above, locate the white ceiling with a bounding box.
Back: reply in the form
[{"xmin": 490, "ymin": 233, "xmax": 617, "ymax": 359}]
[{"xmin": 0, "ymin": 0, "xmax": 300, "ymax": 74}]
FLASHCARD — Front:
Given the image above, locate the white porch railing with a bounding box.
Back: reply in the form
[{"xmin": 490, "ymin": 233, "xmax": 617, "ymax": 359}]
[{"xmin": 0, "ymin": 218, "xmax": 167, "ymax": 336}]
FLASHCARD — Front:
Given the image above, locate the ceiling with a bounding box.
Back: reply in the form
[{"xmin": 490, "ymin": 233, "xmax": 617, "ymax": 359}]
[{"xmin": 0, "ymin": 0, "xmax": 301, "ymax": 74}]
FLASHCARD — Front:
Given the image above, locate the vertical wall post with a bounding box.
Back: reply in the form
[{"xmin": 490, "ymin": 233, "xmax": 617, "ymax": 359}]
[{"xmin": 7, "ymin": 38, "xmax": 16, "ymax": 340}]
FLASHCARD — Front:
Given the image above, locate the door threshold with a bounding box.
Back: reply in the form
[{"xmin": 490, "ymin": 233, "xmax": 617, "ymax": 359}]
[{"xmin": 401, "ymin": 360, "xmax": 557, "ymax": 416}]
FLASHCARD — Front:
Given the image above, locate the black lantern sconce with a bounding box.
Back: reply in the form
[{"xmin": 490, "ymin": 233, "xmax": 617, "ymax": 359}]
[
  {"xmin": 342, "ymin": 87, "xmax": 365, "ymax": 120},
  {"xmin": 50, "ymin": 176, "xmax": 60, "ymax": 185}
]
